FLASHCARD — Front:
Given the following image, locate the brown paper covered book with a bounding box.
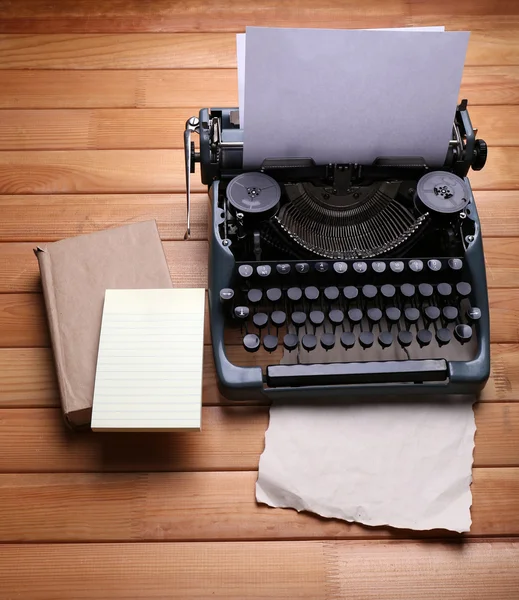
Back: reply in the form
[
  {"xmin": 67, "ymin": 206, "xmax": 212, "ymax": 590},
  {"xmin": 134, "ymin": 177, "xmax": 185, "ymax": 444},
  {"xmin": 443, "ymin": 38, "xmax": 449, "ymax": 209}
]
[{"xmin": 35, "ymin": 221, "xmax": 173, "ymax": 428}]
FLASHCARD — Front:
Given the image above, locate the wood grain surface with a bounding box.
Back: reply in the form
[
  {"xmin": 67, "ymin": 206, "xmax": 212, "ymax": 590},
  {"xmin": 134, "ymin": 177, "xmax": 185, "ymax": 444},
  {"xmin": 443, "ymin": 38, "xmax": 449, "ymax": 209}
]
[{"xmin": 0, "ymin": 1, "xmax": 518, "ymax": 597}]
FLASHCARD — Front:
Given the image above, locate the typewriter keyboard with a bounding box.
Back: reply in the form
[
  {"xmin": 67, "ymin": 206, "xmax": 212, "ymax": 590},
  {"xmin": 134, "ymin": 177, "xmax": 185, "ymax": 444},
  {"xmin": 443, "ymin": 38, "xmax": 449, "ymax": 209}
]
[{"xmin": 220, "ymin": 258, "xmax": 481, "ymax": 367}]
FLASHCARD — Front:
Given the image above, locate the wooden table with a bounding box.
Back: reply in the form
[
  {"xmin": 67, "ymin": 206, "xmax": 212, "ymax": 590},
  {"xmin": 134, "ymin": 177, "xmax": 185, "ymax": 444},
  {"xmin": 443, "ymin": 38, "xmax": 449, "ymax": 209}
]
[{"xmin": 0, "ymin": 1, "xmax": 518, "ymax": 597}]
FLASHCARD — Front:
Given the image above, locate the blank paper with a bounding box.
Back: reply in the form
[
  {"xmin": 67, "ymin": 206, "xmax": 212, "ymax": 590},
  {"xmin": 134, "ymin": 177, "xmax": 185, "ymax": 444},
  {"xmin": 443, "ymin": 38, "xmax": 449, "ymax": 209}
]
[
  {"xmin": 91, "ymin": 288, "xmax": 205, "ymax": 432},
  {"xmin": 242, "ymin": 27, "xmax": 469, "ymax": 169}
]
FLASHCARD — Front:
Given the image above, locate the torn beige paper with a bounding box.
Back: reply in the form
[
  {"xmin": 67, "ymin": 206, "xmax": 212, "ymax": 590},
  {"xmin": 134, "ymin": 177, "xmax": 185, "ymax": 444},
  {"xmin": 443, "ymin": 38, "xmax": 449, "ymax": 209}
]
[{"xmin": 256, "ymin": 400, "xmax": 476, "ymax": 533}]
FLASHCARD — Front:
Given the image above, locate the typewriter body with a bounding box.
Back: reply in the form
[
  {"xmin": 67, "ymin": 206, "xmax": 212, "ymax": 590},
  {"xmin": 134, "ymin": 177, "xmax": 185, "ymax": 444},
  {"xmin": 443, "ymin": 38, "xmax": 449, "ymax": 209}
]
[{"xmin": 184, "ymin": 100, "xmax": 490, "ymax": 400}]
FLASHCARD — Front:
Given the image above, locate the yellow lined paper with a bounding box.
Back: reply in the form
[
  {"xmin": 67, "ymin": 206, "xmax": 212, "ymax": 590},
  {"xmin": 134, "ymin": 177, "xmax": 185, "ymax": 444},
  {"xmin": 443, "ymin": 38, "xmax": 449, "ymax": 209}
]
[{"xmin": 91, "ymin": 289, "xmax": 205, "ymax": 432}]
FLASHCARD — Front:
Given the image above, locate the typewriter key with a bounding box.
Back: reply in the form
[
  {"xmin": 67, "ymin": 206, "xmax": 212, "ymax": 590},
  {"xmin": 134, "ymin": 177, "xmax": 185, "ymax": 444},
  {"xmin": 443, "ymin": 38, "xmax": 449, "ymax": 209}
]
[
  {"xmin": 442, "ymin": 306, "xmax": 458, "ymax": 322},
  {"xmin": 243, "ymin": 333, "xmax": 260, "ymax": 353},
  {"xmin": 309, "ymin": 310, "xmax": 325, "ymax": 326},
  {"xmin": 287, "ymin": 287, "xmax": 302, "ymax": 302},
  {"xmin": 220, "ymin": 288, "xmax": 234, "ymax": 302},
  {"xmin": 467, "ymin": 307, "xmax": 482, "ymax": 322},
  {"xmin": 409, "ymin": 259, "xmax": 423, "ymax": 273},
  {"xmin": 456, "ymin": 282, "xmax": 472, "ymax": 297},
  {"xmin": 425, "ymin": 306, "xmax": 441, "ymax": 323},
  {"xmin": 436, "ymin": 328, "xmax": 452, "ymax": 346},
  {"xmin": 381, "ymin": 284, "xmax": 396, "ymax": 299},
  {"xmin": 427, "ymin": 259, "xmax": 442, "ymax": 272},
  {"xmin": 404, "ymin": 307, "xmax": 420, "ymax": 323},
  {"xmin": 302, "ymin": 334, "xmax": 317, "ymax": 352},
  {"xmin": 291, "ymin": 311, "xmax": 307, "ymax": 327},
  {"xmin": 372, "ymin": 261, "xmax": 386, "ymax": 273},
  {"xmin": 398, "ymin": 330, "xmax": 413, "ymax": 348},
  {"xmin": 263, "ymin": 335, "xmax": 278, "ymax": 352},
  {"xmin": 417, "ymin": 329, "xmax": 432, "ymax": 347},
  {"xmin": 418, "ymin": 283, "xmax": 434, "ymax": 298},
  {"xmin": 329, "ymin": 309, "xmax": 344, "ymax": 326},
  {"xmin": 271, "ymin": 310, "xmax": 286, "ymax": 327},
  {"xmin": 343, "ymin": 286, "xmax": 358, "ymax": 300},
  {"xmin": 448, "ymin": 258, "xmax": 463, "ymax": 271},
  {"xmin": 238, "ymin": 264, "xmax": 253, "ymax": 278},
  {"xmin": 247, "ymin": 288, "xmax": 263, "ymax": 304},
  {"xmin": 348, "ymin": 308, "xmax": 363, "ymax": 324},
  {"xmin": 256, "ymin": 265, "xmax": 272, "ymax": 277},
  {"xmin": 378, "ymin": 331, "xmax": 393, "ymax": 348},
  {"xmin": 234, "ymin": 306, "xmax": 249, "ymax": 320},
  {"xmin": 315, "ymin": 261, "xmax": 329, "ymax": 273},
  {"xmin": 304, "ymin": 286, "xmax": 320, "ymax": 301},
  {"xmin": 321, "ymin": 333, "xmax": 336, "ymax": 351},
  {"xmin": 276, "ymin": 263, "xmax": 291, "ymax": 275},
  {"xmin": 283, "ymin": 333, "xmax": 299, "ymax": 351},
  {"xmin": 324, "ymin": 286, "xmax": 339, "ymax": 301},
  {"xmin": 400, "ymin": 283, "xmax": 415, "ymax": 298},
  {"xmin": 333, "ymin": 262, "xmax": 348, "ymax": 274},
  {"xmin": 367, "ymin": 308, "xmax": 382, "ymax": 324},
  {"xmin": 454, "ymin": 324, "xmax": 473, "ymax": 344},
  {"xmin": 362, "ymin": 284, "xmax": 377, "ymax": 299},
  {"xmin": 437, "ymin": 283, "xmax": 452, "ymax": 297},
  {"xmin": 385, "ymin": 307, "xmax": 401, "ymax": 324},
  {"xmin": 390, "ymin": 260, "xmax": 405, "ymax": 273},
  {"xmin": 253, "ymin": 312, "xmax": 269, "ymax": 329},
  {"xmin": 340, "ymin": 332, "xmax": 356, "ymax": 350},
  {"xmin": 359, "ymin": 332, "xmax": 374, "ymax": 349},
  {"xmin": 266, "ymin": 288, "xmax": 282, "ymax": 303}
]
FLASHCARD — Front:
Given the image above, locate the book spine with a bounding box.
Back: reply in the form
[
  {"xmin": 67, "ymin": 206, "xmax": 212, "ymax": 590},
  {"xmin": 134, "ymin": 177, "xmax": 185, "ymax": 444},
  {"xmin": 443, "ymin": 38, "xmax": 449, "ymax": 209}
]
[{"xmin": 34, "ymin": 247, "xmax": 74, "ymax": 429}]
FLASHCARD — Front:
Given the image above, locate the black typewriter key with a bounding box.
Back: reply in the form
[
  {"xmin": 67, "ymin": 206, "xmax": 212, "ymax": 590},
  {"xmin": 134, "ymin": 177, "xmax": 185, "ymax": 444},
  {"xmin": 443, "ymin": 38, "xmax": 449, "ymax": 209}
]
[
  {"xmin": 243, "ymin": 333, "xmax": 260, "ymax": 353},
  {"xmin": 324, "ymin": 286, "xmax": 339, "ymax": 301},
  {"xmin": 295, "ymin": 262, "xmax": 310, "ymax": 274},
  {"xmin": 418, "ymin": 283, "xmax": 434, "ymax": 299},
  {"xmin": 340, "ymin": 332, "xmax": 356, "ymax": 349},
  {"xmin": 398, "ymin": 330, "xmax": 413, "ymax": 348},
  {"xmin": 417, "ymin": 329, "xmax": 432, "ymax": 347},
  {"xmin": 271, "ymin": 310, "xmax": 286, "ymax": 327},
  {"xmin": 442, "ymin": 306, "xmax": 458, "ymax": 322},
  {"xmin": 256, "ymin": 265, "xmax": 272, "ymax": 277},
  {"xmin": 437, "ymin": 283, "xmax": 452, "ymax": 297},
  {"xmin": 263, "ymin": 335, "xmax": 278, "ymax": 352},
  {"xmin": 404, "ymin": 307, "xmax": 420, "ymax": 324},
  {"xmin": 381, "ymin": 284, "xmax": 396, "ymax": 299},
  {"xmin": 291, "ymin": 311, "xmax": 307, "ymax": 328},
  {"xmin": 425, "ymin": 305, "xmax": 441, "ymax": 323},
  {"xmin": 367, "ymin": 308, "xmax": 382, "ymax": 324},
  {"xmin": 456, "ymin": 282, "xmax": 472, "ymax": 297},
  {"xmin": 372, "ymin": 261, "xmax": 386, "ymax": 274},
  {"xmin": 302, "ymin": 334, "xmax": 317, "ymax": 352},
  {"xmin": 329, "ymin": 309, "xmax": 344, "ymax": 326},
  {"xmin": 266, "ymin": 287, "xmax": 282, "ymax": 303},
  {"xmin": 400, "ymin": 283, "xmax": 416, "ymax": 299},
  {"xmin": 333, "ymin": 261, "xmax": 348, "ymax": 274},
  {"xmin": 321, "ymin": 333, "xmax": 336, "ymax": 351},
  {"xmin": 287, "ymin": 287, "xmax": 302, "ymax": 302},
  {"xmin": 378, "ymin": 331, "xmax": 393, "ymax": 348},
  {"xmin": 283, "ymin": 333, "xmax": 299, "ymax": 351},
  {"xmin": 359, "ymin": 332, "xmax": 374, "ymax": 349},
  {"xmin": 315, "ymin": 261, "xmax": 329, "ymax": 273},
  {"xmin": 343, "ymin": 286, "xmax": 359, "ymax": 300},
  {"xmin": 348, "ymin": 308, "xmax": 363, "ymax": 324},
  {"xmin": 304, "ymin": 286, "xmax": 320, "ymax": 301},
  {"xmin": 467, "ymin": 307, "xmax": 482, "ymax": 322},
  {"xmin": 309, "ymin": 310, "xmax": 325, "ymax": 327},
  {"xmin": 253, "ymin": 312, "xmax": 269, "ymax": 329},
  {"xmin": 385, "ymin": 307, "xmax": 401, "ymax": 324},
  {"xmin": 234, "ymin": 306, "xmax": 249, "ymax": 320},
  {"xmin": 353, "ymin": 261, "xmax": 367, "ymax": 274},
  {"xmin": 276, "ymin": 263, "xmax": 291, "ymax": 275},
  {"xmin": 454, "ymin": 324, "xmax": 473, "ymax": 344},
  {"xmin": 362, "ymin": 284, "xmax": 377, "ymax": 299},
  {"xmin": 219, "ymin": 288, "xmax": 234, "ymax": 302},
  {"xmin": 436, "ymin": 328, "xmax": 452, "ymax": 346},
  {"xmin": 448, "ymin": 258, "xmax": 463, "ymax": 271},
  {"xmin": 247, "ymin": 288, "xmax": 263, "ymax": 304},
  {"xmin": 390, "ymin": 260, "xmax": 405, "ymax": 274},
  {"xmin": 238, "ymin": 264, "xmax": 253, "ymax": 278},
  {"xmin": 427, "ymin": 259, "xmax": 442, "ymax": 272},
  {"xmin": 409, "ymin": 259, "xmax": 423, "ymax": 273}
]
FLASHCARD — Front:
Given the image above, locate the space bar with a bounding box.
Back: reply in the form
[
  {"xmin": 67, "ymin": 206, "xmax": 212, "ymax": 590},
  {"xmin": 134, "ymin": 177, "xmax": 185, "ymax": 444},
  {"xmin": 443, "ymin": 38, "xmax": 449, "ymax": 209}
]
[{"xmin": 266, "ymin": 360, "xmax": 448, "ymax": 387}]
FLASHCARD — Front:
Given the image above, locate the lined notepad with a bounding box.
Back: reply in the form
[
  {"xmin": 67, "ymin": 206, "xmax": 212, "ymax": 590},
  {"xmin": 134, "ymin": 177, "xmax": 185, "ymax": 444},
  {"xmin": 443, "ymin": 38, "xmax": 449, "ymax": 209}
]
[{"xmin": 91, "ymin": 289, "xmax": 205, "ymax": 432}]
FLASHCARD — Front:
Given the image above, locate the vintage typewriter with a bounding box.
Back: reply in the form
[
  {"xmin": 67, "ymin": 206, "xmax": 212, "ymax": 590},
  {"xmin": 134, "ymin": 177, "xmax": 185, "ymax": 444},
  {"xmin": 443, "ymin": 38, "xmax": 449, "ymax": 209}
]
[{"xmin": 184, "ymin": 99, "xmax": 490, "ymax": 400}]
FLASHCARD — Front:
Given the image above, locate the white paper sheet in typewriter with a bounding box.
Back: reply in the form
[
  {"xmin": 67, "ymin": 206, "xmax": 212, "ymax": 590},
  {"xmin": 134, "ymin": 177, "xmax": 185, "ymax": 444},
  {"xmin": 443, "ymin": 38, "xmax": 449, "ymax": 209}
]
[{"xmin": 242, "ymin": 27, "xmax": 468, "ymax": 169}]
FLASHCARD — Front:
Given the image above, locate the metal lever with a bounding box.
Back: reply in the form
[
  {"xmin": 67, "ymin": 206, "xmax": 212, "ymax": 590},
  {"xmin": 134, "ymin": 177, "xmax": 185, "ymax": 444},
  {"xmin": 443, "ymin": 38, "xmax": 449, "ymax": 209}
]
[{"xmin": 184, "ymin": 116, "xmax": 200, "ymax": 239}]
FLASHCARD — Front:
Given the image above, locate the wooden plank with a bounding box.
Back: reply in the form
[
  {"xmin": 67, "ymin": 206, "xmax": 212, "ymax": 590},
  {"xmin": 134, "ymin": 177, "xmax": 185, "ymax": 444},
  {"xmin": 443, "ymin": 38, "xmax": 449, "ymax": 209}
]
[
  {"xmin": 0, "ymin": 402, "xmax": 515, "ymax": 473},
  {"xmin": 0, "ymin": 69, "xmax": 238, "ymax": 109},
  {"xmin": 1, "ymin": 287, "xmax": 519, "ymax": 349},
  {"xmin": 0, "ymin": 541, "xmax": 518, "ymax": 600},
  {"xmin": 2, "ymin": 343, "xmax": 518, "ymax": 408},
  {"xmin": 409, "ymin": 0, "xmax": 519, "ymax": 30},
  {"xmin": 0, "ymin": 194, "xmax": 210, "ymax": 242},
  {"xmin": 0, "ymin": 33, "xmax": 238, "ymax": 69},
  {"xmin": 0, "ymin": 1, "xmax": 409, "ymax": 34},
  {"xmin": 0, "ymin": 67, "xmax": 516, "ymax": 109},
  {"xmin": 0, "ymin": 233, "xmax": 518, "ymax": 294},
  {"xmin": 0, "ymin": 191, "xmax": 516, "ymax": 244},
  {"xmin": 0, "ymin": 105, "xmax": 516, "ymax": 150},
  {"xmin": 0, "ymin": 31, "xmax": 517, "ymax": 69},
  {"xmin": 0, "ymin": 147, "xmax": 516, "ymax": 195},
  {"xmin": 0, "ymin": 240, "xmax": 208, "ymax": 293},
  {"xmin": 0, "ymin": 468, "xmax": 517, "ymax": 541},
  {"xmin": 0, "ymin": 149, "xmax": 207, "ymax": 194}
]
